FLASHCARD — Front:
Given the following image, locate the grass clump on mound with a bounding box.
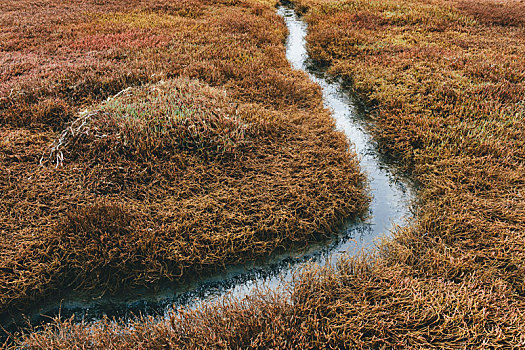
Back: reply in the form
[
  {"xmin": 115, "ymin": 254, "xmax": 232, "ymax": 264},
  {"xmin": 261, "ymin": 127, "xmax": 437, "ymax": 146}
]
[
  {"xmin": 13, "ymin": 0, "xmax": 525, "ymax": 348},
  {"xmin": 1, "ymin": 76, "xmax": 367, "ymax": 317},
  {"xmin": 42, "ymin": 80, "xmax": 255, "ymax": 166},
  {"xmin": 0, "ymin": 0, "xmax": 368, "ymax": 328}
]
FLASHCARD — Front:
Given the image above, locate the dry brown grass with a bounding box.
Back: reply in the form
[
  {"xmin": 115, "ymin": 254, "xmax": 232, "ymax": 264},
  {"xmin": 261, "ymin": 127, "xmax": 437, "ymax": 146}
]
[
  {"xmin": 0, "ymin": 0, "xmax": 368, "ymax": 328},
  {"xmin": 12, "ymin": 259, "xmax": 525, "ymax": 349},
  {"xmin": 288, "ymin": 0, "xmax": 525, "ymax": 346},
  {"xmin": 6, "ymin": 0, "xmax": 525, "ymax": 348},
  {"xmin": 295, "ymin": 0, "xmax": 525, "ymax": 290},
  {"xmin": 455, "ymin": 0, "xmax": 525, "ymax": 26}
]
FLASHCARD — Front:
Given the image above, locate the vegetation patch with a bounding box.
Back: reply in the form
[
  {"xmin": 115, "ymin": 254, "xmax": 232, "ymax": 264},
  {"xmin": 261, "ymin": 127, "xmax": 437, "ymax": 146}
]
[
  {"xmin": 0, "ymin": 0, "xmax": 367, "ymax": 328},
  {"xmin": 7, "ymin": 0, "xmax": 523, "ymax": 347},
  {"xmin": 14, "ymin": 0, "xmax": 524, "ymax": 348},
  {"xmin": 41, "ymin": 80, "xmax": 256, "ymax": 165}
]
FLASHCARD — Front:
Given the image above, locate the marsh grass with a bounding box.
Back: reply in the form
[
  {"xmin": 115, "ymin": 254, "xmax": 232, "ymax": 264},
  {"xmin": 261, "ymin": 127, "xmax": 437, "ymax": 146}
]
[
  {"xmin": 6, "ymin": 0, "xmax": 524, "ymax": 347},
  {"xmin": 42, "ymin": 80, "xmax": 256, "ymax": 165},
  {"xmin": 0, "ymin": 0, "xmax": 368, "ymax": 333},
  {"xmin": 13, "ymin": 0, "xmax": 524, "ymax": 348}
]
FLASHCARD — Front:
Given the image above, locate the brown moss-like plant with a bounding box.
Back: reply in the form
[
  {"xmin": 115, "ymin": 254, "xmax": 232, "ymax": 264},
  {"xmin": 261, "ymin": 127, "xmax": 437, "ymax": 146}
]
[
  {"xmin": 11, "ymin": 0, "xmax": 524, "ymax": 348},
  {"xmin": 0, "ymin": 0, "xmax": 367, "ymax": 329}
]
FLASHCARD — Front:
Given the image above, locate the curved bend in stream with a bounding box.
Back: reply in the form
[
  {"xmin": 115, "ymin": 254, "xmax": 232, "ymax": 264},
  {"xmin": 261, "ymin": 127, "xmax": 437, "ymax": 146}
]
[{"xmin": 4, "ymin": 6, "xmax": 414, "ymax": 333}]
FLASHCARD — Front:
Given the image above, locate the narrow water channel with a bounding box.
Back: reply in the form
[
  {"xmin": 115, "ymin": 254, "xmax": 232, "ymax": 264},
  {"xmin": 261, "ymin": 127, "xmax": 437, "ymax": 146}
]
[
  {"xmin": 278, "ymin": 6, "xmax": 413, "ymax": 248},
  {"xmin": 4, "ymin": 5, "xmax": 413, "ymax": 335}
]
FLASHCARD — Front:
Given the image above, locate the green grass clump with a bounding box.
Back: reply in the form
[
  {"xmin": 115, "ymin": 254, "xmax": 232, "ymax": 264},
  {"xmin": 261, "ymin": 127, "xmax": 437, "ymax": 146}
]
[{"xmin": 49, "ymin": 79, "xmax": 256, "ymax": 163}]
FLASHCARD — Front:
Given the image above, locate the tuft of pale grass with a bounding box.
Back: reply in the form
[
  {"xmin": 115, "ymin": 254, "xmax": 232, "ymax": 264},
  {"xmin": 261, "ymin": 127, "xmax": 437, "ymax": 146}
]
[{"xmin": 41, "ymin": 79, "xmax": 257, "ymax": 166}]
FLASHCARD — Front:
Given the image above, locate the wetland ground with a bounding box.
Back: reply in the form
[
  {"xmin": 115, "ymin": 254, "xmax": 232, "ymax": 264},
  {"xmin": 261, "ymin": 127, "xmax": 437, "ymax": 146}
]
[{"xmin": 2, "ymin": 0, "xmax": 525, "ymax": 348}]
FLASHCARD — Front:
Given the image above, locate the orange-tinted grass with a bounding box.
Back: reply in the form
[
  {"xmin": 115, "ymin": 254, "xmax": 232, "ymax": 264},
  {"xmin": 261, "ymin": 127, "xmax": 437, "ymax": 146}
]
[
  {"xmin": 9, "ymin": 0, "xmax": 525, "ymax": 348},
  {"xmin": 17, "ymin": 0, "xmax": 523, "ymax": 347},
  {"xmin": 0, "ymin": 0, "xmax": 368, "ymax": 325}
]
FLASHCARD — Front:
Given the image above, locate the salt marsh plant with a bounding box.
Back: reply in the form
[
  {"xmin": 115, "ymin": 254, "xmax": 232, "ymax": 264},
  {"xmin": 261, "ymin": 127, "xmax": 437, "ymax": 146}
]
[
  {"xmin": 14, "ymin": 0, "xmax": 525, "ymax": 348},
  {"xmin": 0, "ymin": 0, "xmax": 367, "ymax": 327}
]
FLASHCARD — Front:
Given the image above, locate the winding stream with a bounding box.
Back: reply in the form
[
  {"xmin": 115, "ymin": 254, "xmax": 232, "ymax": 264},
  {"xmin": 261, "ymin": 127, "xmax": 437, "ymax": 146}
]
[{"xmin": 4, "ymin": 5, "xmax": 414, "ymax": 334}]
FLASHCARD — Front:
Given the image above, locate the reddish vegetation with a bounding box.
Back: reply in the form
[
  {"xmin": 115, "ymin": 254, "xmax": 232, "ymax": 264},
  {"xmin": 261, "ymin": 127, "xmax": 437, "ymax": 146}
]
[
  {"xmin": 0, "ymin": 0, "xmax": 367, "ymax": 324},
  {"xmin": 5, "ymin": 0, "xmax": 525, "ymax": 348},
  {"xmin": 455, "ymin": 0, "xmax": 525, "ymax": 26}
]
